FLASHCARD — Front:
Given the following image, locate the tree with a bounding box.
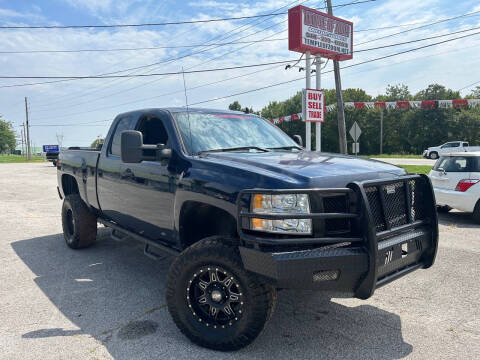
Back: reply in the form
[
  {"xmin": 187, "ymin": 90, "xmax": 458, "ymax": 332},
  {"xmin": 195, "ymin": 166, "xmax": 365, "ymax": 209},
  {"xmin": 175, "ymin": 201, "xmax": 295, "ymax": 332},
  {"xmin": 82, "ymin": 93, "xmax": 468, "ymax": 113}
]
[
  {"xmin": 415, "ymin": 83, "xmax": 460, "ymax": 100},
  {"xmin": 375, "ymin": 84, "xmax": 412, "ymax": 101},
  {"xmin": 228, "ymin": 101, "xmax": 256, "ymax": 114},
  {"xmin": 0, "ymin": 116, "xmax": 16, "ymax": 153},
  {"xmin": 465, "ymin": 86, "xmax": 480, "ymax": 99},
  {"xmin": 228, "ymin": 101, "xmax": 242, "ymax": 111},
  {"xmin": 91, "ymin": 137, "xmax": 104, "ymax": 149}
]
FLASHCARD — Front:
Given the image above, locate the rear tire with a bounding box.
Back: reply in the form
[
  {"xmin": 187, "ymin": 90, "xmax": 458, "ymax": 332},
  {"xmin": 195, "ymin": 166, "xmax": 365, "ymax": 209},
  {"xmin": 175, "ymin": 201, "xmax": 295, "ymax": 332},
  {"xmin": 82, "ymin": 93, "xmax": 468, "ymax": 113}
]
[
  {"xmin": 61, "ymin": 194, "xmax": 97, "ymax": 249},
  {"xmin": 473, "ymin": 201, "xmax": 480, "ymax": 224},
  {"xmin": 166, "ymin": 237, "xmax": 276, "ymax": 351},
  {"xmin": 429, "ymin": 152, "xmax": 438, "ymax": 159}
]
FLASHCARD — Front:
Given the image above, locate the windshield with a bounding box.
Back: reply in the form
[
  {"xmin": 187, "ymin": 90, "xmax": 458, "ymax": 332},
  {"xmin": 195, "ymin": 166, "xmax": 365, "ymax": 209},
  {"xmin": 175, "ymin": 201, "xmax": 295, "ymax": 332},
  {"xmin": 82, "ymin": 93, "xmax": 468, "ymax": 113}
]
[{"xmin": 173, "ymin": 111, "xmax": 298, "ymax": 155}]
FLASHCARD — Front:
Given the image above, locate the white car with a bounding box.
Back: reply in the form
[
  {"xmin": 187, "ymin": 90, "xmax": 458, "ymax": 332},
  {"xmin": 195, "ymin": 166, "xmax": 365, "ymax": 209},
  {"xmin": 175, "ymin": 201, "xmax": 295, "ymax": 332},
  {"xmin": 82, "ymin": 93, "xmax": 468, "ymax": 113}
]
[
  {"xmin": 428, "ymin": 152, "xmax": 480, "ymax": 222},
  {"xmin": 423, "ymin": 141, "xmax": 480, "ymax": 159}
]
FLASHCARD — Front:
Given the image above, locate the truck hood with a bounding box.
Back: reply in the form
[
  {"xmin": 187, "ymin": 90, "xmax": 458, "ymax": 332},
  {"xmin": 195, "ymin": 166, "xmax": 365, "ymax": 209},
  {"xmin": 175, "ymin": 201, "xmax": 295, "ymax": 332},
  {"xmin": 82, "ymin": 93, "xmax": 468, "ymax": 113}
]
[{"xmin": 200, "ymin": 151, "xmax": 406, "ymax": 187}]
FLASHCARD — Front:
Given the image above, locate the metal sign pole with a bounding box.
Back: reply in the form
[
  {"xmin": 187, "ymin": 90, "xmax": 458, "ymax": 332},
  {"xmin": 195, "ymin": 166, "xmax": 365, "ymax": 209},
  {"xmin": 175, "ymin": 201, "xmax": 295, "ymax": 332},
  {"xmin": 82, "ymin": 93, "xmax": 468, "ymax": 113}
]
[
  {"xmin": 305, "ymin": 51, "xmax": 311, "ymax": 151},
  {"xmin": 315, "ymin": 55, "xmax": 321, "ymax": 152}
]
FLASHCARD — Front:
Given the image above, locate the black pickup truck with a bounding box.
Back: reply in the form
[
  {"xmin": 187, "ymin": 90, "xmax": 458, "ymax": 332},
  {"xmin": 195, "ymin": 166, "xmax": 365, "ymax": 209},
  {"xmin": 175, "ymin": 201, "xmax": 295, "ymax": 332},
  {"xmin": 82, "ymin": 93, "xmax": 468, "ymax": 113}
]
[{"xmin": 57, "ymin": 108, "xmax": 438, "ymax": 351}]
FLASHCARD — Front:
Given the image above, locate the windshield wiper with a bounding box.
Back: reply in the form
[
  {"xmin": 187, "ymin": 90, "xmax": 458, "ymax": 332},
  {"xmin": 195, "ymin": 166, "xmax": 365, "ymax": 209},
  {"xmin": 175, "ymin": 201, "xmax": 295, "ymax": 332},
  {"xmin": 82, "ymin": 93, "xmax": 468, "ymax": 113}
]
[
  {"xmin": 198, "ymin": 146, "xmax": 270, "ymax": 156},
  {"xmin": 267, "ymin": 145, "xmax": 303, "ymax": 151}
]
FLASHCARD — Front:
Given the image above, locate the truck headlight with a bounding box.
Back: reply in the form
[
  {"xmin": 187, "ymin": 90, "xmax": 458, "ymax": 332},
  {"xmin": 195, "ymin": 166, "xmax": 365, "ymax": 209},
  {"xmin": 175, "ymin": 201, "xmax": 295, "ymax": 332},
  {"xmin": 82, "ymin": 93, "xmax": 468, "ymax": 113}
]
[{"xmin": 251, "ymin": 194, "xmax": 311, "ymax": 234}]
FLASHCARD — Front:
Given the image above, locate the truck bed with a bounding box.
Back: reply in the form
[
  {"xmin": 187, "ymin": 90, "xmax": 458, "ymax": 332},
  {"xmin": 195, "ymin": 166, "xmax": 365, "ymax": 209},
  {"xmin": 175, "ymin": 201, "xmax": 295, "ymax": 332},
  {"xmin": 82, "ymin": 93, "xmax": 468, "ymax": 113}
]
[{"xmin": 58, "ymin": 149, "xmax": 101, "ymax": 209}]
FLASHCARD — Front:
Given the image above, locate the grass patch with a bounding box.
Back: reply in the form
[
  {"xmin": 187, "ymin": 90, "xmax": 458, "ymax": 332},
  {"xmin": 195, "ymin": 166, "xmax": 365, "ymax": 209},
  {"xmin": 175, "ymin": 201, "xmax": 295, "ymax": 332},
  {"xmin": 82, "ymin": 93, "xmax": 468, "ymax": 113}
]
[
  {"xmin": 0, "ymin": 154, "xmax": 44, "ymax": 163},
  {"xmin": 397, "ymin": 165, "xmax": 432, "ymax": 175},
  {"xmin": 365, "ymin": 154, "xmax": 423, "ymax": 159}
]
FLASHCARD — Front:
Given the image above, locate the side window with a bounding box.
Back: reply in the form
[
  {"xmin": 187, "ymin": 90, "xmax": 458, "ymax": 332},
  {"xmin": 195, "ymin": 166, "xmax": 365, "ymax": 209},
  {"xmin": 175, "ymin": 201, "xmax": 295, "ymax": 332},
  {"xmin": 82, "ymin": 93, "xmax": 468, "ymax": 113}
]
[
  {"xmin": 440, "ymin": 143, "xmax": 449, "ymax": 149},
  {"xmin": 451, "ymin": 142, "xmax": 460, "ymax": 148},
  {"xmin": 109, "ymin": 116, "xmax": 135, "ymax": 156},
  {"xmin": 463, "ymin": 142, "xmax": 469, "ymax": 147},
  {"xmin": 136, "ymin": 117, "xmax": 169, "ymax": 145}
]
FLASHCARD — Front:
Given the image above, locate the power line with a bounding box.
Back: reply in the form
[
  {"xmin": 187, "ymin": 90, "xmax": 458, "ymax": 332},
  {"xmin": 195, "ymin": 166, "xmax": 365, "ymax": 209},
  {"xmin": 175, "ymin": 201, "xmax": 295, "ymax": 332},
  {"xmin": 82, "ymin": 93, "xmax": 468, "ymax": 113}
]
[
  {"xmin": 6, "ymin": 26, "xmax": 480, "ymax": 80},
  {"xmin": 188, "ymin": 30, "xmax": 480, "ymax": 106},
  {"xmin": 0, "ymin": 59, "xmax": 302, "ymax": 79},
  {"xmin": 0, "ymin": 38, "xmax": 289, "ymax": 54},
  {"xmin": 355, "ymin": 9, "xmax": 480, "ymax": 46},
  {"xmin": 0, "ymin": 0, "xmax": 376, "ymax": 29},
  {"xmin": 28, "ymin": 26, "xmax": 480, "ymax": 122}
]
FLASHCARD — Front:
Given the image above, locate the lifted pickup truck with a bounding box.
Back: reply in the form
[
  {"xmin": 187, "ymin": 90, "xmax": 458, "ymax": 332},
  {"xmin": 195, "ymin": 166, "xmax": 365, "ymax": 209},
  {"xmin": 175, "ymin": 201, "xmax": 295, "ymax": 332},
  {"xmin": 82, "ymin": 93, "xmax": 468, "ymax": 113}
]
[{"xmin": 57, "ymin": 108, "xmax": 438, "ymax": 351}]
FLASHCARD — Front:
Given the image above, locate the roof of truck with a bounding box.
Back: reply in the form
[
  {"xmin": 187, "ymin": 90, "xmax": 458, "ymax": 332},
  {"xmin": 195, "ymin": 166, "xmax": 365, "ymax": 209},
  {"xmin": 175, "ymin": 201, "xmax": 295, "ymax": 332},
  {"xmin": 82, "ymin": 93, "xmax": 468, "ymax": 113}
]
[{"xmin": 116, "ymin": 107, "xmax": 250, "ymax": 118}]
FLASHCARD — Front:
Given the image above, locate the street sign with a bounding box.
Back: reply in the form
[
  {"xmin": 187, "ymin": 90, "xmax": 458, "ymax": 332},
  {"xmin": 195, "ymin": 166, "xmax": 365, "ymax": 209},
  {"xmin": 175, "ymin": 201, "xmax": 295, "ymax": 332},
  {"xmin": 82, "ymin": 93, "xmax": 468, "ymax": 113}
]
[
  {"xmin": 349, "ymin": 122, "xmax": 361, "ymax": 141},
  {"xmin": 288, "ymin": 5, "xmax": 353, "ymax": 61},
  {"xmin": 302, "ymin": 88, "xmax": 324, "ymax": 122},
  {"xmin": 352, "ymin": 142, "xmax": 360, "ymax": 154},
  {"xmin": 42, "ymin": 145, "xmax": 59, "ymax": 153}
]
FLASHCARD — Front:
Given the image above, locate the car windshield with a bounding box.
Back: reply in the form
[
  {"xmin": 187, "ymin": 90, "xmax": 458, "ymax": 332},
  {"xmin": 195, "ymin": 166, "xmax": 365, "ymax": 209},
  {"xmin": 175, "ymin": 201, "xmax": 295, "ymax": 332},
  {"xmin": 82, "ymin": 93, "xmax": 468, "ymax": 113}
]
[{"xmin": 173, "ymin": 111, "xmax": 299, "ymax": 155}]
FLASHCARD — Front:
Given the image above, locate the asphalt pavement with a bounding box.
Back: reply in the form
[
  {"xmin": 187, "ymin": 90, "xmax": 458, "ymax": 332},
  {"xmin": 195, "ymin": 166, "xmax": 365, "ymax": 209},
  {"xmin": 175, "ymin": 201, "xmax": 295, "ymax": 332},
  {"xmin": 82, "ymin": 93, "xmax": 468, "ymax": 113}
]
[{"xmin": 0, "ymin": 162, "xmax": 479, "ymax": 360}]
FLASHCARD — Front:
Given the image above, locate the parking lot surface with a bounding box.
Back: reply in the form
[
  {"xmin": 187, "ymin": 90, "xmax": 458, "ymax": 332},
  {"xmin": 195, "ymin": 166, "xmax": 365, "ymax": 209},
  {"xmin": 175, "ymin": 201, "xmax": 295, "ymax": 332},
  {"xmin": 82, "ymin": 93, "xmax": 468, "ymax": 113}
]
[{"xmin": 1, "ymin": 162, "xmax": 479, "ymax": 360}]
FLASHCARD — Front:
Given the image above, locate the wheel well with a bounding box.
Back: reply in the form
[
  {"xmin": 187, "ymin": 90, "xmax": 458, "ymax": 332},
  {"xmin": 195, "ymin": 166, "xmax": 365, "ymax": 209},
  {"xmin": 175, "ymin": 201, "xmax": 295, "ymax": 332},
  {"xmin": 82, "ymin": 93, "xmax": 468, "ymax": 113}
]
[
  {"xmin": 62, "ymin": 174, "xmax": 79, "ymax": 196},
  {"xmin": 179, "ymin": 201, "xmax": 237, "ymax": 248}
]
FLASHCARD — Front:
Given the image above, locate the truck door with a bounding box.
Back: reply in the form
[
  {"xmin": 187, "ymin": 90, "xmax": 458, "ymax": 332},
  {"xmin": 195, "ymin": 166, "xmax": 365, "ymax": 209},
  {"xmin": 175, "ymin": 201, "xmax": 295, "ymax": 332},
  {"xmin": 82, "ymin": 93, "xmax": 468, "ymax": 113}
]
[{"xmin": 98, "ymin": 113, "xmax": 177, "ymax": 244}]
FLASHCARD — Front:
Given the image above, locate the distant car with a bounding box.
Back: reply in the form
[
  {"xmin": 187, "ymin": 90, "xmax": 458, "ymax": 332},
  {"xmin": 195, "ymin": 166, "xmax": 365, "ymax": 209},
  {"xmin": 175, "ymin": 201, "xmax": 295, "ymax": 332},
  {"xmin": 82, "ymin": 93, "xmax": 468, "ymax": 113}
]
[
  {"xmin": 423, "ymin": 141, "xmax": 480, "ymax": 159},
  {"xmin": 428, "ymin": 152, "xmax": 480, "ymax": 222}
]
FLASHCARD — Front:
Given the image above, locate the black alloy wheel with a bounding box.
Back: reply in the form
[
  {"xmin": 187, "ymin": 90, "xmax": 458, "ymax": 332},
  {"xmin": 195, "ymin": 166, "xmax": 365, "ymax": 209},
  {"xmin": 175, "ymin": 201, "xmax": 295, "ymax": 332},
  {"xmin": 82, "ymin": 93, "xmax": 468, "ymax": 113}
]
[{"xmin": 187, "ymin": 266, "xmax": 244, "ymax": 328}]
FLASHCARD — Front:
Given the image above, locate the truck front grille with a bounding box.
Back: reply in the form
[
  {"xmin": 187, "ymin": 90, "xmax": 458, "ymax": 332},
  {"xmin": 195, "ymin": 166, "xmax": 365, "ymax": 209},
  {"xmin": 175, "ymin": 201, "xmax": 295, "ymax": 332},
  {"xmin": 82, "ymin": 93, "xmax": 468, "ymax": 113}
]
[{"xmin": 364, "ymin": 177, "xmax": 428, "ymax": 238}]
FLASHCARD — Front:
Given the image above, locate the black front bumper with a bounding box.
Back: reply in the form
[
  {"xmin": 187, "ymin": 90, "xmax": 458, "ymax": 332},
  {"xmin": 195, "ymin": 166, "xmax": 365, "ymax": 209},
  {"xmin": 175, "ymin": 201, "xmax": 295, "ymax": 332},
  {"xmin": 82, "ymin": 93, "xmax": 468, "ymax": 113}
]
[{"xmin": 237, "ymin": 175, "xmax": 438, "ymax": 299}]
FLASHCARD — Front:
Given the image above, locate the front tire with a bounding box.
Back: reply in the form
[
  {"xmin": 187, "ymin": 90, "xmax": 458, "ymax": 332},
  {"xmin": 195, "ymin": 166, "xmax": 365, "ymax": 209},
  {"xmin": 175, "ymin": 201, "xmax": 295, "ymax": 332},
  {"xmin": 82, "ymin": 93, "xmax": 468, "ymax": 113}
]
[
  {"xmin": 473, "ymin": 201, "xmax": 480, "ymax": 224},
  {"xmin": 61, "ymin": 194, "xmax": 97, "ymax": 249},
  {"xmin": 166, "ymin": 237, "xmax": 276, "ymax": 351},
  {"xmin": 429, "ymin": 152, "xmax": 438, "ymax": 159}
]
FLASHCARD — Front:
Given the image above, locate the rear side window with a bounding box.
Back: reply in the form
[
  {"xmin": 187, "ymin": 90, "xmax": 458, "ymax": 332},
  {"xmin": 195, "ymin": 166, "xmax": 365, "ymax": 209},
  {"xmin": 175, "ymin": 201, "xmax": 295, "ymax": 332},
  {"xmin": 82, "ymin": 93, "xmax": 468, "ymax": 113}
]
[
  {"xmin": 434, "ymin": 156, "xmax": 479, "ymax": 172},
  {"xmin": 109, "ymin": 116, "xmax": 135, "ymax": 156}
]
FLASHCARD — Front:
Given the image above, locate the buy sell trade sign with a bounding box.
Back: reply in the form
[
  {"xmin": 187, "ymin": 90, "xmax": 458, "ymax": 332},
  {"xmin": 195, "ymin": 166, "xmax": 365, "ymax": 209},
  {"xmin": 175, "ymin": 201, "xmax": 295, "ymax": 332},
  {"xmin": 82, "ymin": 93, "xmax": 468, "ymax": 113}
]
[{"xmin": 303, "ymin": 88, "xmax": 325, "ymax": 122}]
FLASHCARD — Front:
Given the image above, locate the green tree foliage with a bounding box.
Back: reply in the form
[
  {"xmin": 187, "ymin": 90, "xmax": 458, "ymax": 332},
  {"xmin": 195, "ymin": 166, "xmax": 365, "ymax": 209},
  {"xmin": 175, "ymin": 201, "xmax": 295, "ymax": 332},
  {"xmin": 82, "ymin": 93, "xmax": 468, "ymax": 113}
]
[
  {"xmin": 91, "ymin": 137, "xmax": 105, "ymax": 149},
  {"xmin": 415, "ymin": 83, "xmax": 460, "ymax": 100},
  {"xmin": 257, "ymin": 84, "xmax": 480, "ymax": 154},
  {"xmin": 0, "ymin": 116, "xmax": 16, "ymax": 153},
  {"xmin": 228, "ymin": 101, "xmax": 255, "ymax": 114},
  {"xmin": 465, "ymin": 86, "xmax": 480, "ymax": 99}
]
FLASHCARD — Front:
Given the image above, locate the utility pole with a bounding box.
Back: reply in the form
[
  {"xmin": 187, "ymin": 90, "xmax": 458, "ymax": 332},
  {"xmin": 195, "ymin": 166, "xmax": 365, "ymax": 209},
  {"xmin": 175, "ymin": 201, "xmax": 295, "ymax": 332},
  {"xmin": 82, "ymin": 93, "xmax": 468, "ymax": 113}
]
[
  {"xmin": 380, "ymin": 109, "xmax": 384, "ymax": 154},
  {"xmin": 20, "ymin": 127, "xmax": 25, "ymax": 156},
  {"xmin": 304, "ymin": 51, "xmax": 312, "ymax": 151},
  {"xmin": 315, "ymin": 55, "xmax": 322, "ymax": 152},
  {"xmin": 326, "ymin": 0, "xmax": 347, "ymax": 154},
  {"xmin": 24, "ymin": 97, "xmax": 31, "ymax": 160}
]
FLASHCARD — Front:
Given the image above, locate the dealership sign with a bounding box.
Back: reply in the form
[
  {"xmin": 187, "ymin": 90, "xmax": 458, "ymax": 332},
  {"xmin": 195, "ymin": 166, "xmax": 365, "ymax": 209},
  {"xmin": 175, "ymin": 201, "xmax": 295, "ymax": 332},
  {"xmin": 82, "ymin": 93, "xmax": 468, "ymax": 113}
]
[
  {"xmin": 302, "ymin": 88, "xmax": 325, "ymax": 122},
  {"xmin": 288, "ymin": 5, "xmax": 353, "ymax": 60}
]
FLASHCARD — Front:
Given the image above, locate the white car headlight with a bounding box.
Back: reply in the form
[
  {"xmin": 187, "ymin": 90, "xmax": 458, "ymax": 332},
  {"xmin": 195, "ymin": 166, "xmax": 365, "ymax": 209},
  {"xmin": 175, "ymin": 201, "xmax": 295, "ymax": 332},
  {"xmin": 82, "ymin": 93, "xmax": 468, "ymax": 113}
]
[{"xmin": 251, "ymin": 194, "xmax": 311, "ymax": 234}]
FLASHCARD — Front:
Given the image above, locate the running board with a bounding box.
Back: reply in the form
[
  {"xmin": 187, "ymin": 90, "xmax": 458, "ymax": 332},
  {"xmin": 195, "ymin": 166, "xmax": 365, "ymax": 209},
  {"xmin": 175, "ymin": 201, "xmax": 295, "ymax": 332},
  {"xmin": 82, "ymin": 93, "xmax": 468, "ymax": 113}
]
[{"xmin": 98, "ymin": 218, "xmax": 180, "ymax": 257}]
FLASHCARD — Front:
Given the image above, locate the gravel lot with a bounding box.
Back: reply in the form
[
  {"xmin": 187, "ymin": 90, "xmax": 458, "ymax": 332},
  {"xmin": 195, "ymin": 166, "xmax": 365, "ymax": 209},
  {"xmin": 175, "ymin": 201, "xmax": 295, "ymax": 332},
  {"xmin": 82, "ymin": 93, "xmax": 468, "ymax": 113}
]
[{"xmin": 1, "ymin": 162, "xmax": 479, "ymax": 360}]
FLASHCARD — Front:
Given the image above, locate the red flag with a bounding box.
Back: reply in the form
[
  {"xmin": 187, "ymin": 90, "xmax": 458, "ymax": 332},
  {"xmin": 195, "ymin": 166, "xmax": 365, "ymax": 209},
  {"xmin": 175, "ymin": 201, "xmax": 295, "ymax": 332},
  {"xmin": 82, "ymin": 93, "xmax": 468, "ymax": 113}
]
[
  {"xmin": 421, "ymin": 101, "xmax": 435, "ymax": 109},
  {"xmin": 452, "ymin": 99, "xmax": 468, "ymax": 109},
  {"xmin": 374, "ymin": 102, "xmax": 386, "ymax": 109},
  {"xmin": 397, "ymin": 101, "xmax": 409, "ymax": 110},
  {"xmin": 291, "ymin": 113, "xmax": 299, "ymax": 121},
  {"xmin": 354, "ymin": 102, "xmax": 365, "ymax": 109}
]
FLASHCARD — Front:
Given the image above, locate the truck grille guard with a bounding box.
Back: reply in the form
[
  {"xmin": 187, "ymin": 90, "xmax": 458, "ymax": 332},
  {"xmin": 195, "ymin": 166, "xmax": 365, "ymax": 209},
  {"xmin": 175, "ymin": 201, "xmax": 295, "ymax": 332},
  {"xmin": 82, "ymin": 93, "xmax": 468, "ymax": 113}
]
[{"xmin": 237, "ymin": 174, "xmax": 439, "ymax": 298}]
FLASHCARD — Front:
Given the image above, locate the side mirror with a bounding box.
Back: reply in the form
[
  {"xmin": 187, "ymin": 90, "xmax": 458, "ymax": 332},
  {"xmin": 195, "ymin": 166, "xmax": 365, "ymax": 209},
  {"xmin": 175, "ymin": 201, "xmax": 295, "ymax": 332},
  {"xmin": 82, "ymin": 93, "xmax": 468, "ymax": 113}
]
[
  {"xmin": 293, "ymin": 135, "xmax": 303, "ymax": 147},
  {"xmin": 121, "ymin": 130, "xmax": 144, "ymax": 163}
]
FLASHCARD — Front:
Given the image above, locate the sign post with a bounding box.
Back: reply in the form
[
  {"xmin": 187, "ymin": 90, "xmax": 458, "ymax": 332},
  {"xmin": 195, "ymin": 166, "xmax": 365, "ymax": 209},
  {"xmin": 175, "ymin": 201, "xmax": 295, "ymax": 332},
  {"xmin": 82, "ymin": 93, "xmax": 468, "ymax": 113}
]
[
  {"xmin": 304, "ymin": 51, "xmax": 312, "ymax": 151},
  {"xmin": 349, "ymin": 121, "xmax": 361, "ymax": 156},
  {"xmin": 315, "ymin": 55, "xmax": 322, "ymax": 151}
]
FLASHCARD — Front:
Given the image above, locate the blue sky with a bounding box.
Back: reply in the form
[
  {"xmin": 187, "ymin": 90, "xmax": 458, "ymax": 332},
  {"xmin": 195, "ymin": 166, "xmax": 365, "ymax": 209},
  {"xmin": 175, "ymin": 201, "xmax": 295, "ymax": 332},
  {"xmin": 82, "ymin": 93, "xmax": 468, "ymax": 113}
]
[{"xmin": 1, "ymin": 0, "xmax": 480, "ymax": 148}]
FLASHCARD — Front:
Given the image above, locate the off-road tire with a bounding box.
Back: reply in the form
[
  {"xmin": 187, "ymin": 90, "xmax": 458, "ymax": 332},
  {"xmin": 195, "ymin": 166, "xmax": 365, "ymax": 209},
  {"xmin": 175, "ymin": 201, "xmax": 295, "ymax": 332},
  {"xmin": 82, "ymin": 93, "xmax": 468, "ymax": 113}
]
[
  {"xmin": 166, "ymin": 237, "xmax": 276, "ymax": 351},
  {"xmin": 61, "ymin": 194, "xmax": 97, "ymax": 249},
  {"xmin": 429, "ymin": 152, "xmax": 438, "ymax": 159},
  {"xmin": 437, "ymin": 205, "xmax": 451, "ymax": 213},
  {"xmin": 473, "ymin": 201, "xmax": 480, "ymax": 224}
]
